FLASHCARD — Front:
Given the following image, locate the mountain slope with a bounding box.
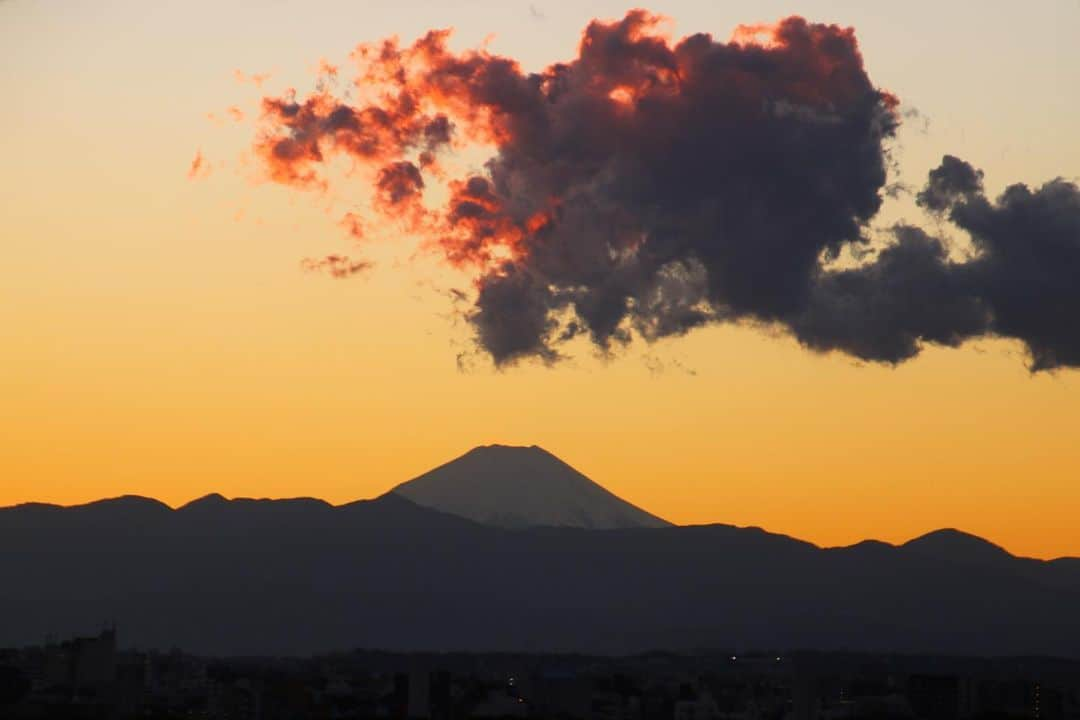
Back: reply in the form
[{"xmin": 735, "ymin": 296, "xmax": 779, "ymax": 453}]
[
  {"xmin": 392, "ymin": 444, "xmax": 671, "ymax": 529},
  {"xmin": 1, "ymin": 495, "xmax": 1079, "ymax": 656},
  {"xmin": 902, "ymin": 528, "xmax": 1012, "ymax": 562}
]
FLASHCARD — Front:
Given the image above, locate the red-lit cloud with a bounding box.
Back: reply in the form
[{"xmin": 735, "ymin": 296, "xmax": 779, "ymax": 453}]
[
  {"xmin": 188, "ymin": 149, "xmax": 210, "ymax": 180},
  {"xmin": 236, "ymin": 10, "xmax": 1080, "ymax": 371},
  {"xmin": 301, "ymin": 255, "xmax": 372, "ymax": 279},
  {"xmin": 234, "ymin": 69, "xmax": 271, "ymax": 88}
]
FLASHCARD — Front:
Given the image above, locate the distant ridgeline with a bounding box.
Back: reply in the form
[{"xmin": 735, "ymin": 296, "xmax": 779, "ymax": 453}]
[{"xmin": 1, "ymin": 446, "xmax": 1078, "ymax": 657}]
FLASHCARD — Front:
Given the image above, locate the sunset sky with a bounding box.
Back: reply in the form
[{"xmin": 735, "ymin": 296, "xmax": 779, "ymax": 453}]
[{"xmin": 3, "ymin": 0, "xmax": 1079, "ymax": 560}]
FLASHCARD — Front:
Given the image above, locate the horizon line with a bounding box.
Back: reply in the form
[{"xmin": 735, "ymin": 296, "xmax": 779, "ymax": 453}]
[{"xmin": 3, "ymin": 490, "xmax": 1076, "ymax": 563}]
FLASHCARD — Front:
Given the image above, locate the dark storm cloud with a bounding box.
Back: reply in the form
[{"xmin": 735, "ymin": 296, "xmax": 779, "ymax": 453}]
[
  {"xmin": 470, "ymin": 263, "xmax": 562, "ymax": 365},
  {"xmin": 934, "ymin": 170, "xmax": 1080, "ymax": 371},
  {"xmin": 792, "ymin": 157, "xmax": 1080, "ymax": 371},
  {"xmin": 916, "ymin": 154, "xmax": 985, "ymax": 212},
  {"xmin": 244, "ymin": 11, "xmax": 1080, "ymax": 371},
  {"xmin": 793, "ymin": 225, "xmax": 989, "ymax": 363}
]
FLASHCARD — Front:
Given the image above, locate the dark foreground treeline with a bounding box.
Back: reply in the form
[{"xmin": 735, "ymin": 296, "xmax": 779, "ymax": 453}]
[{"xmin": 2, "ymin": 629, "xmax": 1079, "ymax": 720}]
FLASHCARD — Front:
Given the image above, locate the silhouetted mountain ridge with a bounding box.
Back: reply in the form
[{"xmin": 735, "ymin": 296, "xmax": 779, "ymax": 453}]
[
  {"xmin": 0, "ymin": 491, "xmax": 1070, "ymax": 561},
  {"xmin": 902, "ymin": 528, "xmax": 1013, "ymax": 564},
  {"xmin": 2, "ymin": 445, "xmax": 1078, "ymax": 656}
]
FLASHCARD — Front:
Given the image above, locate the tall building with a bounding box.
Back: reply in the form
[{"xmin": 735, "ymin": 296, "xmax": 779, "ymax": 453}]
[{"xmin": 43, "ymin": 627, "xmax": 117, "ymax": 699}]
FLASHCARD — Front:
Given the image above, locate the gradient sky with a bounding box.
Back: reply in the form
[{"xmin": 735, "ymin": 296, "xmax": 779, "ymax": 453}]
[{"xmin": 3, "ymin": 0, "xmax": 1079, "ymax": 559}]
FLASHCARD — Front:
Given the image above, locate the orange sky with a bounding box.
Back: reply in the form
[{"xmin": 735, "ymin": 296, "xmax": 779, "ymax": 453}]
[{"xmin": 2, "ymin": 0, "xmax": 1079, "ymax": 560}]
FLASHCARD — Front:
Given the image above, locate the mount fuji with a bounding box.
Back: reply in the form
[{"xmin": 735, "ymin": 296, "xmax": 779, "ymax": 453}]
[{"xmin": 393, "ymin": 444, "xmax": 670, "ymax": 530}]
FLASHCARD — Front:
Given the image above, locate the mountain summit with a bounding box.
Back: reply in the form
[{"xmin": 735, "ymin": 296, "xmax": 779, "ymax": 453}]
[
  {"xmin": 4, "ymin": 478, "xmax": 1080, "ymax": 655},
  {"xmin": 392, "ymin": 444, "xmax": 671, "ymax": 529}
]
